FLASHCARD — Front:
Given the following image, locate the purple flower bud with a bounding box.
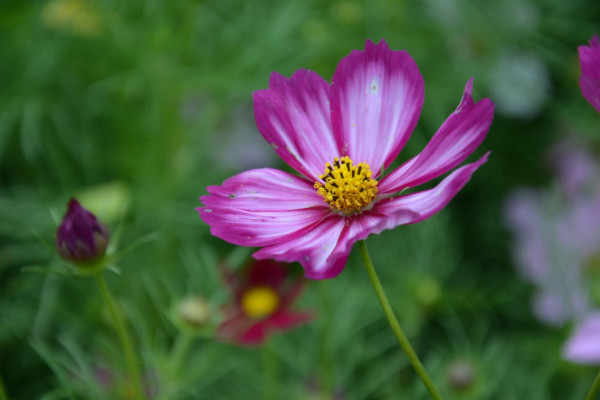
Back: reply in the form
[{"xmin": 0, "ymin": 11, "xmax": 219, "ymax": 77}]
[{"xmin": 56, "ymin": 198, "xmax": 109, "ymax": 265}]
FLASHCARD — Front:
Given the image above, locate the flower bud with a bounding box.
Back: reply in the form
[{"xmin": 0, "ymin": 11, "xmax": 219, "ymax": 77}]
[
  {"xmin": 56, "ymin": 198, "xmax": 109, "ymax": 265},
  {"xmin": 446, "ymin": 359, "xmax": 475, "ymax": 391},
  {"xmin": 414, "ymin": 277, "xmax": 441, "ymax": 308},
  {"xmin": 178, "ymin": 297, "xmax": 211, "ymax": 329}
]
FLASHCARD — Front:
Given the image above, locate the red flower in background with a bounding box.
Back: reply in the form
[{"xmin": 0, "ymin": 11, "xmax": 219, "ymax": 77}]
[{"xmin": 217, "ymin": 260, "xmax": 313, "ymax": 346}]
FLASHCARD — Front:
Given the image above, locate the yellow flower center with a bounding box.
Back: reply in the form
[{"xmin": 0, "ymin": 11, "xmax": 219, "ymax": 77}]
[
  {"xmin": 314, "ymin": 156, "xmax": 378, "ymax": 215},
  {"xmin": 241, "ymin": 286, "xmax": 280, "ymax": 318}
]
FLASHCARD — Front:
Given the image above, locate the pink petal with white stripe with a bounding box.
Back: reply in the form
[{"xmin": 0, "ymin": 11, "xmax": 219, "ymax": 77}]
[
  {"xmin": 254, "ymin": 153, "xmax": 487, "ymax": 279},
  {"xmin": 330, "ymin": 39, "xmax": 424, "ymax": 175},
  {"xmin": 371, "ymin": 153, "xmax": 489, "ymax": 231},
  {"xmin": 379, "ymin": 79, "xmax": 494, "ymax": 194},
  {"xmin": 578, "ymin": 35, "xmax": 600, "ymax": 113},
  {"xmin": 198, "ymin": 168, "xmax": 329, "ymax": 247},
  {"xmin": 316, "ymin": 153, "xmax": 490, "ymax": 270},
  {"xmin": 253, "ymin": 216, "xmax": 349, "ymax": 280},
  {"xmin": 253, "ymin": 70, "xmax": 339, "ymax": 181}
]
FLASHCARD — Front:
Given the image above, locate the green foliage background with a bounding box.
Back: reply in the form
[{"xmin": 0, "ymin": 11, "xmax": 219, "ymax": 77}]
[{"xmin": 1, "ymin": 0, "xmax": 600, "ymax": 398}]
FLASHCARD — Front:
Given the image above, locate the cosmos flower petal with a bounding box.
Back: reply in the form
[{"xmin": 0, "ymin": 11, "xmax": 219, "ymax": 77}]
[
  {"xmin": 504, "ymin": 189, "xmax": 551, "ymax": 285},
  {"xmin": 563, "ymin": 312, "xmax": 600, "ymax": 365},
  {"xmin": 198, "ymin": 168, "xmax": 329, "ymax": 247},
  {"xmin": 217, "ymin": 314, "xmax": 256, "ymax": 343},
  {"xmin": 532, "ymin": 292, "xmax": 574, "ymax": 327},
  {"xmin": 279, "ymin": 279, "xmax": 305, "ymax": 308},
  {"xmin": 550, "ymin": 141, "xmax": 600, "ymax": 197},
  {"xmin": 379, "ymin": 79, "xmax": 494, "ymax": 194},
  {"xmin": 270, "ymin": 310, "xmax": 315, "ymax": 330},
  {"xmin": 232, "ymin": 312, "xmax": 313, "ymax": 346},
  {"xmin": 247, "ymin": 260, "xmax": 288, "ymax": 289},
  {"xmin": 255, "ymin": 151, "xmax": 484, "ymax": 280},
  {"xmin": 307, "ymin": 153, "xmax": 490, "ymax": 270},
  {"xmin": 202, "ymin": 168, "xmax": 324, "ymax": 211},
  {"xmin": 330, "ymin": 39, "xmax": 424, "ymax": 174},
  {"xmin": 253, "ymin": 70, "xmax": 339, "ymax": 181},
  {"xmin": 368, "ymin": 153, "xmax": 489, "ymax": 233},
  {"xmin": 253, "ymin": 217, "xmax": 350, "ymax": 280},
  {"xmin": 219, "ymin": 317, "xmax": 276, "ymax": 346},
  {"xmin": 578, "ymin": 35, "xmax": 600, "ymax": 113},
  {"xmin": 237, "ymin": 322, "xmax": 270, "ymax": 346}
]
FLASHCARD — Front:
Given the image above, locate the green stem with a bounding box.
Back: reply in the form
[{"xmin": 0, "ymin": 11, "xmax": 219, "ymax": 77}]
[
  {"xmin": 358, "ymin": 241, "xmax": 443, "ymax": 400},
  {"xmin": 0, "ymin": 371, "xmax": 8, "ymax": 400},
  {"xmin": 95, "ymin": 273, "xmax": 144, "ymax": 400},
  {"xmin": 585, "ymin": 370, "xmax": 600, "ymax": 400},
  {"xmin": 168, "ymin": 333, "xmax": 194, "ymax": 374},
  {"xmin": 262, "ymin": 344, "xmax": 278, "ymax": 400},
  {"xmin": 317, "ymin": 281, "xmax": 334, "ymax": 396}
]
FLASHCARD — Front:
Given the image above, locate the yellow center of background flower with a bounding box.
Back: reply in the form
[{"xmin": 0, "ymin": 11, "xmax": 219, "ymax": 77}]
[
  {"xmin": 314, "ymin": 156, "xmax": 378, "ymax": 215},
  {"xmin": 241, "ymin": 286, "xmax": 280, "ymax": 318}
]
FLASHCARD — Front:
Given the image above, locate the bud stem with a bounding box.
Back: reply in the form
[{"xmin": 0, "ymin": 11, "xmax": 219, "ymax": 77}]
[
  {"xmin": 358, "ymin": 240, "xmax": 443, "ymax": 400},
  {"xmin": 168, "ymin": 333, "xmax": 194, "ymax": 375},
  {"xmin": 95, "ymin": 273, "xmax": 144, "ymax": 400},
  {"xmin": 0, "ymin": 372, "xmax": 8, "ymax": 400},
  {"xmin": 262, "ymin": 344, "xmax": 279, "ymax": 400},
  {"xmin": 585, "ymin": 369, "xmax": 600, "ymax": 400}
]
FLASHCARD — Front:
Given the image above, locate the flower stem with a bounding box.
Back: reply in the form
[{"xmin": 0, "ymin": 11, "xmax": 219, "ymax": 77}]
[
  {"xmin": 95, "ymin": 273, "xmax": 144, "ymax": 400},
  {"xmin": 168, "ymin": 333, "xmax": 194, "ymax": 375},
  {"xmin": 0, "ymin": 372, "xmax": 8, "ymax": 400},
  {"xmin": 317, "ymin": 280, "xmax": 334, "ymax": 396},
  {"xmin": 585, "ymin": 369, "xmax": 600, "ymax": 400},
  {"xmin": 358, "ymin": 241, "xmax": 443, "ymax": 400},
  {"xmin": 262, "ymin": 344, "xmax": 279, "ymax": 400}
]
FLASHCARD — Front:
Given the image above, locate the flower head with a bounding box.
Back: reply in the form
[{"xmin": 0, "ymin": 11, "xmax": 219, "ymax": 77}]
[
  {"xmin": 578, "ymin": 35, "xmax": 600, "ymax": 113},
  {"xmin": 217, "ymin": 260, "xmax": 313, "ymax": 346},
  {"xmin": 56, "ymin": 198, "xmax": 109, "ymax": 265},
  {"xmin": 198, "ymin": 39, "xmax": 494, "ymax": 279},
  {"xmin": 504, "ymin": 142, "xmax": 600, "ymax": 327}
]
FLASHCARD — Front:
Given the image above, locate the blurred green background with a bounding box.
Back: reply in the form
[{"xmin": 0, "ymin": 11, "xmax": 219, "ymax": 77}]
[{"xmin": 1, "ymin": 0, "xmax": 600, "ymax": 399}]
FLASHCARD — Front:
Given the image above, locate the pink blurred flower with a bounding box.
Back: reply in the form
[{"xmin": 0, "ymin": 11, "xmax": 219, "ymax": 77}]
[
  {"xmin": 198, "ymin": 39, "xmax": 493, "ymax": 279},
  {"xmin": 563, "ymin": 312, "xmax": 600, "ymax": 365},
  {"xmin": 505, "ymin": 142, "xmax": 600, "ymax": 330},
  {"xmin": 217, "ymin": 260, "xmax": 313, "ymax": 346},
  {"xmin": 549, "ymin": 141, "xmax": 599, "ymax": 198},
  {"xmin": 578, "ymin": 35, "xmax": 600, "ymax": 113}
]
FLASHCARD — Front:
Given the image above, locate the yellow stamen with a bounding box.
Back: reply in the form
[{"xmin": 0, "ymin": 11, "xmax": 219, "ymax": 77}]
[
  {"xmin": 314, "ymin": 156, "xmax": 378, "ymax": 215},
  {"xmin": 241, "ymin": 286, "xmax": 280, "ymax": 318}
]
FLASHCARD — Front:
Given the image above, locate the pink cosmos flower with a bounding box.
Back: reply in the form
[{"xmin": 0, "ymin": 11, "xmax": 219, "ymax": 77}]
[
  {"xmin": 563, "ymin": 312, "xmax": 600, "ymax": 365},
  {"xmin": 198, "ymin": 39, "xmax": 494, "ymax": 279},
  {"xmin": 579, "ymin": 35, "xmax": 600, "ymax": 113},
  {"xmin": 217, "ymin": 260, "xmax": 313, "ymax": 346}
]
